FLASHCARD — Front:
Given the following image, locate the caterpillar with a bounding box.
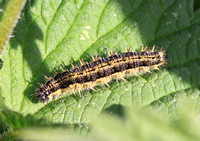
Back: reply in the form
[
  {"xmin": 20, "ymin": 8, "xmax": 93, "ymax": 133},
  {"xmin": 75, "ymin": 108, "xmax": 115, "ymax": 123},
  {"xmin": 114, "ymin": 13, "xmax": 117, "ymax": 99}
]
[{"xmin": 35, "ymin": 46, "xmax": 167, "ymax": 103}]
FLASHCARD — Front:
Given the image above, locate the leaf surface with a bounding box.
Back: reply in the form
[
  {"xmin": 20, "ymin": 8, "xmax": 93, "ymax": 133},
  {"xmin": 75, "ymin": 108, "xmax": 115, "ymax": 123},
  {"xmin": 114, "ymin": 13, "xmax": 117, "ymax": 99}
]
[{"xmin": 0, "ymin": 0, "xmax": 200, "ymax": 124}]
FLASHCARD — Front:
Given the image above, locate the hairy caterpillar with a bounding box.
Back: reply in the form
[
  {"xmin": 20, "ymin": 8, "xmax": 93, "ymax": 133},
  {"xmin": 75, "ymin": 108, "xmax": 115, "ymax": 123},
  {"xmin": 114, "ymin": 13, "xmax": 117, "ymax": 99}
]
[{"xmin": 35, "ymin": 46, "xmax": 166, "ymax": 103}]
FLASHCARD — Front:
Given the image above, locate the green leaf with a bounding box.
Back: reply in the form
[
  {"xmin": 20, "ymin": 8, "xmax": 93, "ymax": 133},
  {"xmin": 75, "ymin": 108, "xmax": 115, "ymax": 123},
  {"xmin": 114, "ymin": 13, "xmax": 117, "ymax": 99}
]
[
  {"xmin": 0, "ymin": 109, "xmax": 89, "ymax": 131},
  {"xmin": 17, "ymin": 106, "xmax": 200, "ymax": 141},
  {"xmin": 17, "ymin": 127, "xmax": 89, "ymax": 141},
  {"xmin": 1, "ymin": 0, "xmax": 200, "ymax": 124},
  {"xmin": 91, "ymin": 106, "xmax": 200, "ymax": 141},
  {"xmin": 0, "ymin": 109, "xmax": 45, "ymax": 130},
  {"xmin": 0, "ymin": 109, "xmax": 89, "ymax": 140}
]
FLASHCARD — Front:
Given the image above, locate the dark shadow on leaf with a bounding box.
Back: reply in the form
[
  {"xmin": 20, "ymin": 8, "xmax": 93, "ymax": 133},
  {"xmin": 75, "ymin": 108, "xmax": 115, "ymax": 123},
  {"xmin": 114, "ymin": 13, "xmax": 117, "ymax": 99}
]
[
  {"xmin": 194, "ymin": 0, "xmax": 200, "ymax": 12},
  {"xmin": 0, "ymin": 58, "xmax": 2, "ymax": 69},
  {"xmin": 102, "ymin": 104, "xmax": 126, "ymax": 118},
  {"xmin": 0, "ymin": 117, "xmax": 8, "ymax": 135},
  {"xmin": 8, "ymin": 1, "xmax": 50, "ymax": 103}
]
